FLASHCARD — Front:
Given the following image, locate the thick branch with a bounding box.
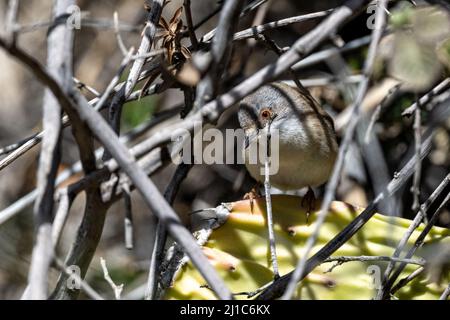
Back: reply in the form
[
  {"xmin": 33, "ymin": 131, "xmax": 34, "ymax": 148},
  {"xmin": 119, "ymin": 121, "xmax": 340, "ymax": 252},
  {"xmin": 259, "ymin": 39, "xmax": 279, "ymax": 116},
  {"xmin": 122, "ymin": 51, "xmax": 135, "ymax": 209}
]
[{"xmin": 28, "ymin": 0, "xmax": 75, "ymax": 300}]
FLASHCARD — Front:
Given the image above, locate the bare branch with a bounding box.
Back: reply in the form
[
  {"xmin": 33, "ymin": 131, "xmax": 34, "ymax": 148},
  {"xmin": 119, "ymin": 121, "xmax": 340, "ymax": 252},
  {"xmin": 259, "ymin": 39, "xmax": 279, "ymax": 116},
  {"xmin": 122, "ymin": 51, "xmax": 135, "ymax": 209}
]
[
  {"xmin": 293, "ymin": 35, "xmax": 372, "ymax": 71},
  {"xmin": 0, "ymin": 107, "xmax": 180, "ymax": 226},
  {"xmin": 390, "ymin": 267, "xmax": 424, "ymax": 296},
  {"xmin": 94, "ymin": 48, "xmax": 135, "ymax": 111},
  {"xmin": 323, "ymin": 255, "xmax": 425, "ymax": 273},
  {"xmin": 364, "ymin": 83, "xmax": 402, "ymax": 144},
  {"xmin": 122, "ymin": 183, "xmax": 134, "ymax": 250},
  {"xmin": 73, "ymin": 77, "xmax": 100, "ymax": 97},
  {"xmin": 53, "ymin": 257, "xmax": 104, "ymax": 300},
  {"xmin": 16, "ymin": 18, "xmax": 140, "ymax": 34},
  {"xmin": 0, "ymin": 129, "xmax": 46, "ymax": 171},
  {"xmin": 5, "ymin": 0, "xmax": 19, "ymax": 43},
  {"xmin": 51, "ymin": 188, "xmax": 71, "ymax": 248},
  {"xmin": 113, "ymin": 11, "xmax": 128, "ymax": 56},
  {"xmin": 411, "ymin": 98, "xmax": 422, "ymax": 212},
  {"xmin": 233, "ymin": 10, "xmax": 332, "ymax": 41},
  {"xmin": 183, "ymin": 0, "xmax": 198, "ymax": 49},
  {"xmin": 28, "ymin": 0, "xmax": 75, "ymax": 299},
  {"xmin": 440, "ymin": 283, "xmax": 450, "ymax": 300},
  {"xmin": 200, "ymin": 0, "xmax": 269, "ymax": 43},
  {"xmin": 402, "ymin": 78, "xmax": 450, "ymax": 117},
  {"xmin": 146, "ymin": 162, "xmax": 193, "ymax": 300},
  {"xmin": 100, "ymin": 257, "xmax": 124, "ymax": 300}
]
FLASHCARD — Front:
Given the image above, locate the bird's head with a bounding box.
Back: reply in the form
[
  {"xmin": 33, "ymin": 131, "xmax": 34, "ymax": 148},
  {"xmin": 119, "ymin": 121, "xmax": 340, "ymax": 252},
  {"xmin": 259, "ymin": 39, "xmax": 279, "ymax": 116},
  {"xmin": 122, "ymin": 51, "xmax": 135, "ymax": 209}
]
[{"xmin": 238, "ymin": 82, "xmax": 309, "ymax": 148}]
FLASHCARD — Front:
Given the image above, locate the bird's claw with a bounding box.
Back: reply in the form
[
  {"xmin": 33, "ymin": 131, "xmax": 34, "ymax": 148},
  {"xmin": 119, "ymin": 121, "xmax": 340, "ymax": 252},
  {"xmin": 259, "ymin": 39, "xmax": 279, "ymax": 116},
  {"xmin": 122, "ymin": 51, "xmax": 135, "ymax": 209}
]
[
  {"xmin": 301, "ymin": 187, "xmax": 316, "ymax": 224},
  {"xmin": 243, "ymin": 185, "xmax": 262, "ymax": 213}
]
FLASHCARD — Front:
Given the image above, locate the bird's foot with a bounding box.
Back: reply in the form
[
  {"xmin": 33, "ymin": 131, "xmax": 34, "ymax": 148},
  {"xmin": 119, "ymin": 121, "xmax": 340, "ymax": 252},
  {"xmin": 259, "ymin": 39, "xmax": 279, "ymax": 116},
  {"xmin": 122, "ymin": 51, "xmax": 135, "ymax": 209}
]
[
  {"xmin": 243, "ymin": 184, "xmax": 262, "ymax": 213},
  {"xmin": 301, "ymin": 187, "xmax": 316, "ymax": 224},
  {"xmin": 243, "ymin": 187, "xmax": 260, "ymax": 201}
]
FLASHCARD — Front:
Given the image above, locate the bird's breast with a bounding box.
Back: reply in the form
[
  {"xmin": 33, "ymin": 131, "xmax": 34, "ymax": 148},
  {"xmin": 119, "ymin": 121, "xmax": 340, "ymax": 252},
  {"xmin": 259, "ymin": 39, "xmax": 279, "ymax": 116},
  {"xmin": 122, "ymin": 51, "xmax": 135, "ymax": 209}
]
[{"xmin": 243, "ymin": 117, "xmax": 337, "ymax": 190}]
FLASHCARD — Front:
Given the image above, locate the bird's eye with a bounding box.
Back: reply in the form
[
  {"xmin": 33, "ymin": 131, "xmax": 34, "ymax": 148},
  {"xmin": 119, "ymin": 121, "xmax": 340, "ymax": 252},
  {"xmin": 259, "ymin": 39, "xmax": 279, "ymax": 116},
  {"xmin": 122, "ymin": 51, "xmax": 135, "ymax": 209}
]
[{"xmin": 260, "ymin": 108, "xmax": 272, "ymax": 119}]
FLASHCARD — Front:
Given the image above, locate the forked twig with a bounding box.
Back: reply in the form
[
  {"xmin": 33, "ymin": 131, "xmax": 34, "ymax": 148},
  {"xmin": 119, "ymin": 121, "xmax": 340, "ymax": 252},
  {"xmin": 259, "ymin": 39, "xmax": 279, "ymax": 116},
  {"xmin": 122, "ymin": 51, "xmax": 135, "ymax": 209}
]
[{"xmin": 100, "ymin": 257, "xmax": 124, "ymax": 300}]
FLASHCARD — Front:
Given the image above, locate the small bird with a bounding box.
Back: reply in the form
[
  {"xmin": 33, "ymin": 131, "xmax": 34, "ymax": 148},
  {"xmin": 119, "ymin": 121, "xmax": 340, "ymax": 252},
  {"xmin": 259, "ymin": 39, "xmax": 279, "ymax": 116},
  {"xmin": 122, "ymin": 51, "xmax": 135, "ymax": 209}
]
[{"xmin": 238, "ymin": 82, "xmax": 338, "ymax": 207}]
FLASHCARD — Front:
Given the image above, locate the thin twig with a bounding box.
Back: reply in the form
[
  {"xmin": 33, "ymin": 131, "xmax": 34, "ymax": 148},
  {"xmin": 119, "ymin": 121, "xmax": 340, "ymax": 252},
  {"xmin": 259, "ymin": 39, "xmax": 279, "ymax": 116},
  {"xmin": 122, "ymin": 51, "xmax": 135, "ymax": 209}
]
[
  {"xmin": 411, "ymin": 97, "xmax": 422, "ymax": 212},
  {"xmin": 183, "ymin": 0, "xmax": 198, "ymax": 49},
  {"xmin": 401, "ymin": 78, "xmax": 450, "ymax": 117},
  {"xmin": 53, "ymin": 257, "xmax": 104, "ymax": 300},
  {"xmin": 5, "ymin": 0, "xmax": 19, "ymax": 43},
  {"xmin": 440, "ymin": 283, "xmax": 450, "ymax": 300},
  {"xmin": 131, "ymin": 48, "xmax": 166, "ymax": 60},
  {"xmin": 325, "ymin": 46, "xmax": 398, "ymax": 216},
  {"xmin": 364, "ymin": 83, "xmax": 402, "ymax": 144},
  {"xmin": 0, "ymin": 128, "xmax": 53, "ymax": 171},
  {"xmin": 94, "ymin": 48, "xmax": 135, "ymax": 111},
  {"xmin": 122, "ymin": 183, "xmax": 134, "ymax": 250},
  {"xmin": 200, "ymin": 0, "xmax": 269, "ymax": 43},
  {"xmin": 263, "ymin": 119, "xmax": 279, "ymax": 279},
  {"xmin": 323, "ymin": 255, "xmax": 425, "ymax": 273},
  {"xmin": 113, "ymin": 11, "xmax": 129, "ymax": 56},
  {"xmin": 146, "ymin": 162, "xmax": 193, "ymax": 300},
  {"xmin": 51, "ymin": 188, "xmax": 71, "ymax": 248},
  {"xmin": 390, "ymin": 267, "xmax": 424, "ymax": 295},
  {"xmin": 233, "ymin": 10, "xmax": 332, "ymax": 41},
  {"xmin": 16, "ymin": 18, "xmax": 140, "ymax": 34},
  {"xmin": 100, "ymin": 257, "xmax": 124, "ymax": 300},
  {"xmin": 73, "ymin": 77, "xmax": 100, "ymax": 97},
  {"xmin": 293, "ymin": 35, "xmax": 372, "ymax": 70},
  {"xmin": 233, "ymin": 281, "xmax": 274, "ymax": 298},
  {"xmin": 0, "ymin": 132, "xmax": 42, "ymax": 157}
]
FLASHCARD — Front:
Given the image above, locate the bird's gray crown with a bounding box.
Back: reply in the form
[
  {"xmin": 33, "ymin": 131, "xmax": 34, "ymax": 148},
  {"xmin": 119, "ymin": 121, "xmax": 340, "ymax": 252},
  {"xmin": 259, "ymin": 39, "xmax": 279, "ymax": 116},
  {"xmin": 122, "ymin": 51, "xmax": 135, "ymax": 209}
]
[{"xmin": 238, "ymin": 83, "xmax": 306, "ymax": 131}]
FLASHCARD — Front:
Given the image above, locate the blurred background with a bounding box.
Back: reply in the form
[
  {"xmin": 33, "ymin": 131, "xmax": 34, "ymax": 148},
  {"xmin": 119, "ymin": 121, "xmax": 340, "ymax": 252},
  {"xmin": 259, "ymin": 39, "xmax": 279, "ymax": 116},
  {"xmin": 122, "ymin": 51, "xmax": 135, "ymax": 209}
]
[{"xmin": 0, "ymin": 0, "xmax": 449, "ymax": 299}]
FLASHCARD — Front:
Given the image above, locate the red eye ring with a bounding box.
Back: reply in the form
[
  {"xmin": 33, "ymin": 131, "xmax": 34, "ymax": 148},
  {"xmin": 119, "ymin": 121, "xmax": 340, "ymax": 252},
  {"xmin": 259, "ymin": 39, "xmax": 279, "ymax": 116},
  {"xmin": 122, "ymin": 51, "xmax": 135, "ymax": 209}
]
[{"xmin": 261, "ymin": 109, "xmax": 271, "ymax": 119}]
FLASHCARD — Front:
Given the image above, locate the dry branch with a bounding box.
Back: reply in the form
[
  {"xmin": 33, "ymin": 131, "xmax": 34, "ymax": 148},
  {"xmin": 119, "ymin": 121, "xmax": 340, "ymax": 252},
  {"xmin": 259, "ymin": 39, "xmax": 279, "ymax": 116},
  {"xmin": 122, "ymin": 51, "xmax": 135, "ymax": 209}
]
[{"xmin": 27, "ymin": 0, "xmax": 75, "ymax": 300}]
